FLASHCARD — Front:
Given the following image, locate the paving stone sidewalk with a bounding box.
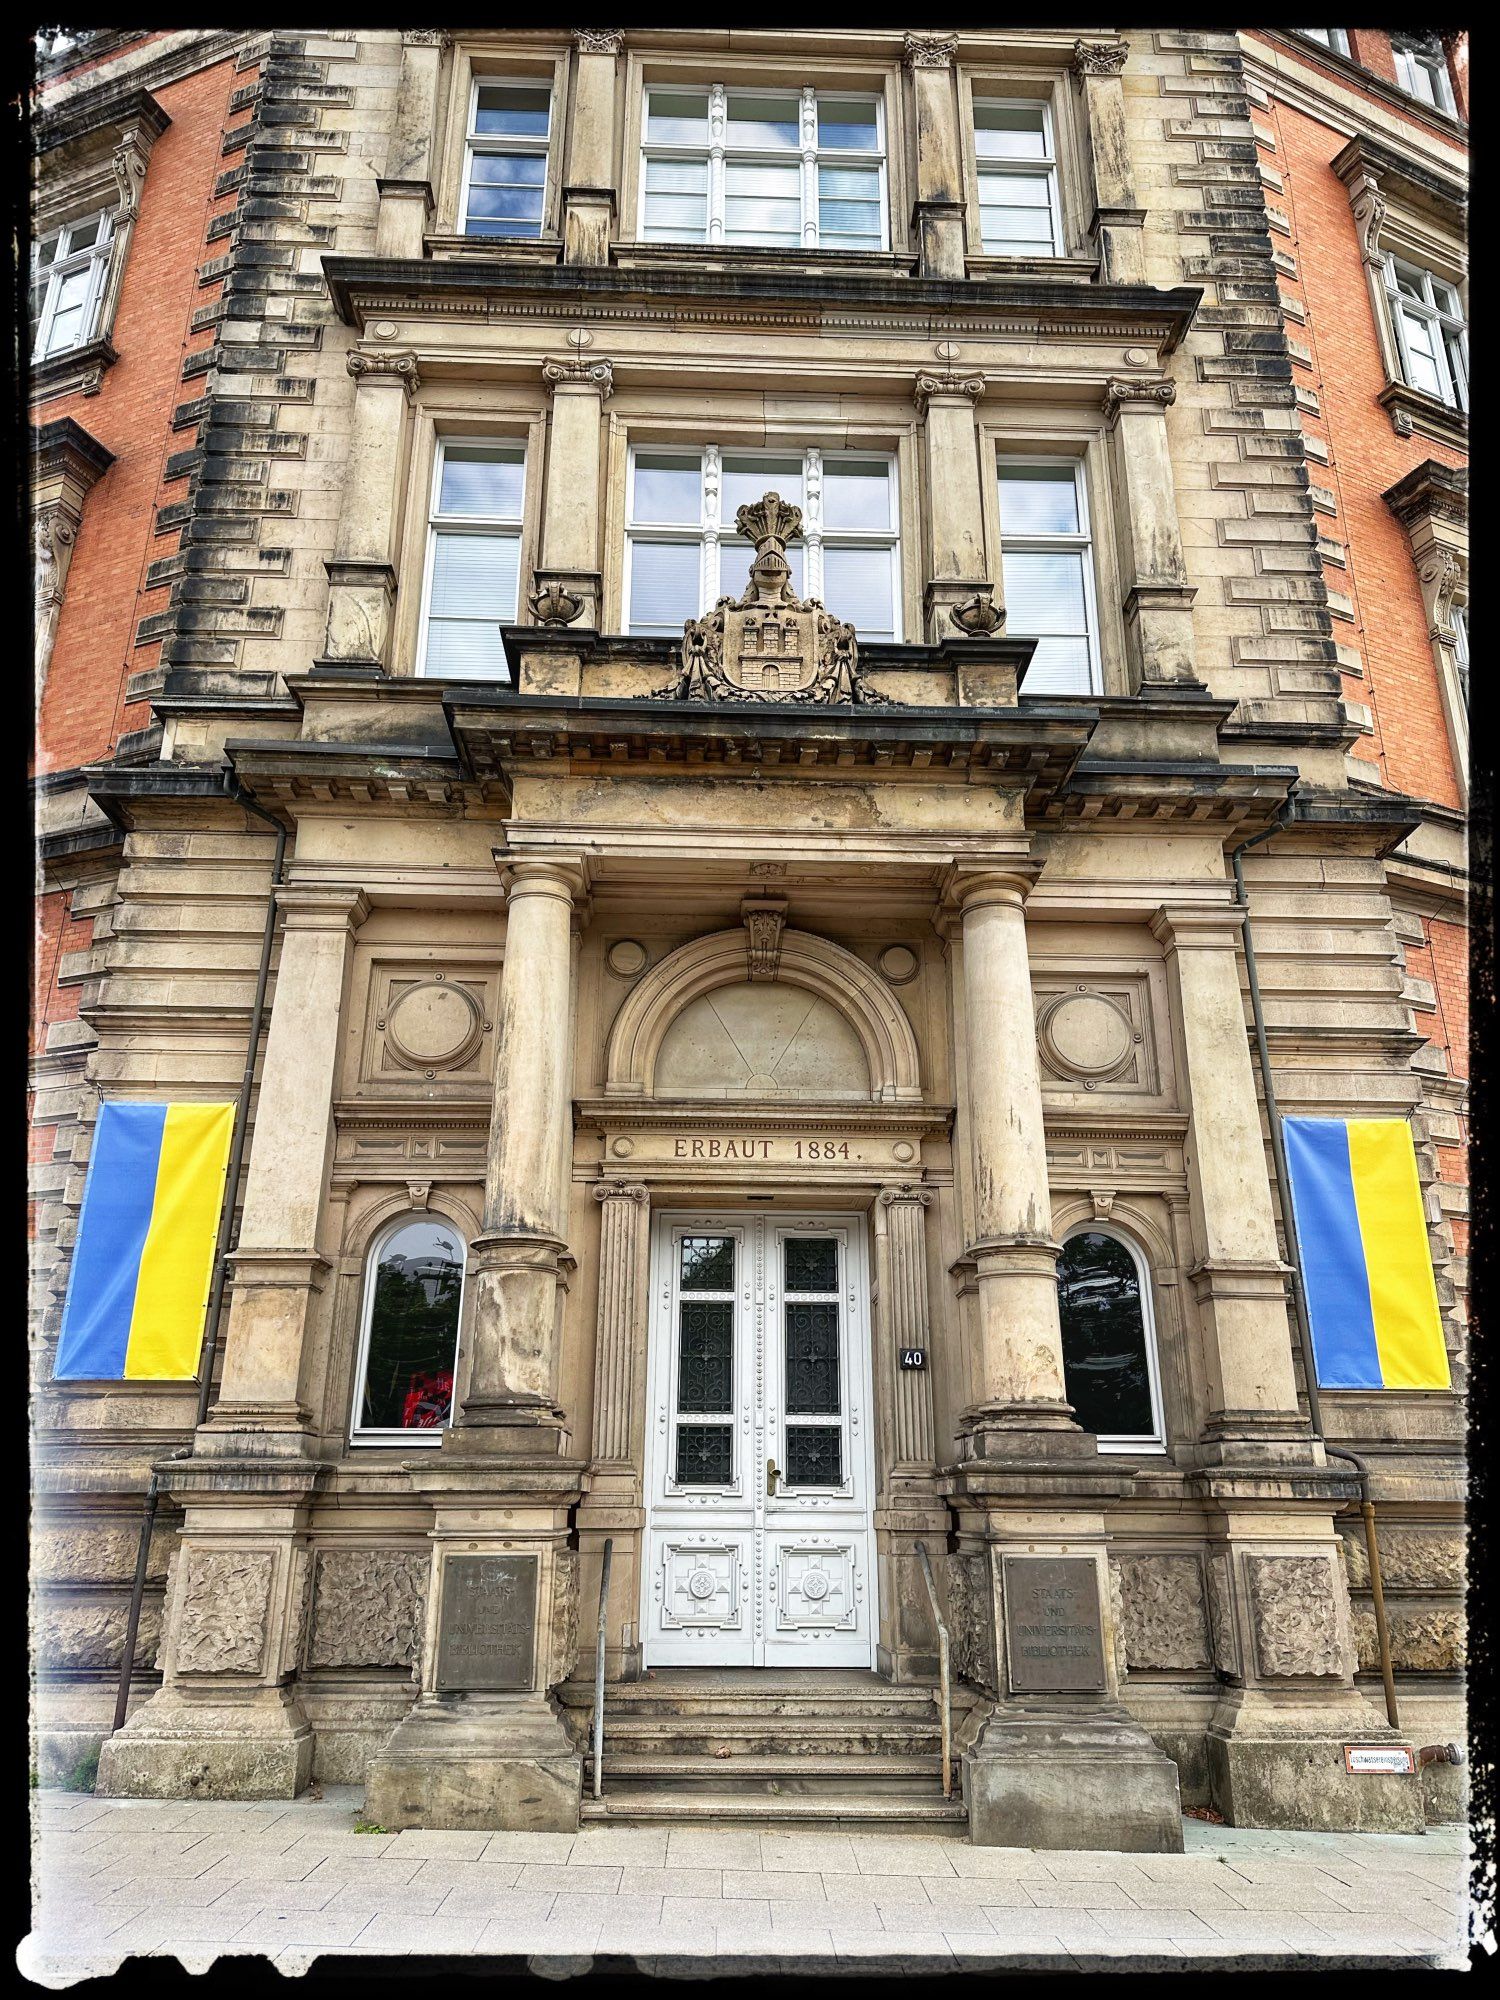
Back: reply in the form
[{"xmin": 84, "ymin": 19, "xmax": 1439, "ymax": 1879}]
[{"xmin": 21, "ymin": 1786, "xmax": 1475, "ymax": 1983}]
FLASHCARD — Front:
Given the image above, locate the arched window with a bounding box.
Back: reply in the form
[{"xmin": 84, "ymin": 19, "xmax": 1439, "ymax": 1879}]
[
  {"xmin": 351, "ymin": 1216, "xmax": 466, "ymax": 1443},
  {"xmin": 1056, "ymin": 1228, "xmax": 1165, "ymax": 1452}
]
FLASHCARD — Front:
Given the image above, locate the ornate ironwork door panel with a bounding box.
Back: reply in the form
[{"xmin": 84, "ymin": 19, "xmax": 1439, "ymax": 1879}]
[{"xmin": 643, "ymin": 1211, "xmax": 876, "ymax": 1668}]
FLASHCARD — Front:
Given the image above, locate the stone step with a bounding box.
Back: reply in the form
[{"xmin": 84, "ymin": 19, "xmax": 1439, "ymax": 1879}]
[
  {"xmin": 580, "ymin": 1788, "xmax": 968, "ymax": 1827},
  {"xmin": 600, "ymin": 1752, "xmax": 946, "ymax": 1787}
]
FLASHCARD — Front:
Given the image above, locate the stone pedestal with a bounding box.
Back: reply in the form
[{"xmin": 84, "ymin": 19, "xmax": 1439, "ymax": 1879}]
[
  {"xmin": 966, "ymin": 1706, "xmax": 1183, "ymax": 1852},
  {"xmin": 364, "ymin": 1456, "xmax": 586, "ymax": 1831}
]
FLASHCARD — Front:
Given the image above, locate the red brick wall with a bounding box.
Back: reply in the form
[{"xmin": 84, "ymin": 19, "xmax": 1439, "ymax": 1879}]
[{"xmin": 35, "ymin": 54, "xmax": 243, "ymax": 778}]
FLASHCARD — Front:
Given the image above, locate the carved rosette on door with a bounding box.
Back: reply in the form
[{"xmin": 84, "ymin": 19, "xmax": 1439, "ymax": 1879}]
[{"xmin": 642, "ymin": 1213, "xmax": 877, "ymax": 1667}]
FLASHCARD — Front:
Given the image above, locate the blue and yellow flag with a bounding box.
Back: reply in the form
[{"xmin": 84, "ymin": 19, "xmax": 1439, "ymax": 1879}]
[
  {"xmin": 54, "ymin": 1102, "xmax": 235, "ymax": 1381},
  {"xmin": 1282, "ymin": 1117, "xmax": 1450, "ymax": 1391}
]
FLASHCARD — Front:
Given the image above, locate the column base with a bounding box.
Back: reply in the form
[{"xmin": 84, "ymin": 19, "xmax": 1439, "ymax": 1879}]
[
  {"xmin": 1207, "ymin": 1688, "xmax": 1425, "ymax": 1833},
  {"xmin": 964, "ymin": 1703, "xmax": 1183, "ymax": 1851},
  {"xmin": 365, "ymin": 1694, "xmax": 582, "ymax": 1832},
  {"xmin": 95, "ymin": 1687, "xmax": 313, "ymax": 1801}
]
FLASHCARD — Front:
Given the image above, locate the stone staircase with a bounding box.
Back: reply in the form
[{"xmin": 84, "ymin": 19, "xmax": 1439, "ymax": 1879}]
[{"xmin": 555, "ymin": 1669, "xmax": 983, "ymax": 1826}]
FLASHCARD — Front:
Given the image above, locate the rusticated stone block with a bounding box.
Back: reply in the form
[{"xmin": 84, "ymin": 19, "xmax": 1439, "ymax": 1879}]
[
  {"xmin": 308, "ymin": 1549, "xmax": 428, "ymax": 1669},
  {"xmin": 1247, "ymin": 1554, "xmax": 1349, "ymax": 1679},
  {"xmin": 176, "ymin": 1549, "xmax": 274, "ymax": 1675},
  {"xmin": 1113, "ymin": 1552, "xmax": 1212, "ymax": 1670}
]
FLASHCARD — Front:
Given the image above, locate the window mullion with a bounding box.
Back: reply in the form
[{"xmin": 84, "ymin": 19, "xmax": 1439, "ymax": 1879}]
[
  {"xmin": 803, "ymin": 447, "xmax": 824, "ymax": 599},
  {"xmin": 700, "ymin": 445, "xmax": 721, "ymax": 613},
  {"xmin": 801, "ymin": 86, "xmax": 819, "ymax": 249},
  {"xmin": 707, "ymin": 83, "xmax": 727, "ymax": 244}
]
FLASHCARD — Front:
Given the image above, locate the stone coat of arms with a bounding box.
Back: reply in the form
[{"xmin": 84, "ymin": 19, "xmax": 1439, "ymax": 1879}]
[{"xmin": 676, "ymin": 492, "xmax": 880, "ymax": 705}]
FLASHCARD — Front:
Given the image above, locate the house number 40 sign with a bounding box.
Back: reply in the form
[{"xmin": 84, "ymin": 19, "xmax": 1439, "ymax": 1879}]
[{"xmin": 900, "ymin": 1349, "xmax": 927, "ymax": 1370}]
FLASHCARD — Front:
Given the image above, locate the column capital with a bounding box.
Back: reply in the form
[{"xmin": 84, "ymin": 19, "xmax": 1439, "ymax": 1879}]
[
  {"xmin": 1150, "ymin": 904, "xmax": 1246, "ymax": 953},
  {"xmin": 1102, "ymin": 376, "xmax": 1176, "ymax": 426},
  {"xmin": 347, "ymin": 348, "xmax": 421, "ymax": 398},
  {"xmin": 402, "ymin": 28, "xmax": 451, "ymax": 48},
  {"xmin": 497, "ymin": 855, "xmax": 592, "ymax": 905},
  {"xmin": 914, "ymin": 369, "xmax": 985, "ymax": 415},
  {"xmin": 1071, "ymin": 38, "xmax": 1129, "ymax": 80},
  {"xmin": 574, "ymin": 27, "xmax": 624, "ymax": 53},
  {"xmin": 941, "ymin": 858, "xmax": 1043, "ymax": 915},
  {"xmin": 593, "ymin": 1180, "xmax": 648, "ymax": 1205},
  {"xmin": 543, "ymin": 355, "xmax": 614, "ymax": 400},
  {"xmin": 274, "ymin": 884, "xmax": 370, "ymax": 935},
  {"xmin": 903, "ymin": 32, "xmax": 958, "ymax": 69},
  {"xmin": 879, "ymin": 1182, "xmax": 932, "ymax": 1209}
]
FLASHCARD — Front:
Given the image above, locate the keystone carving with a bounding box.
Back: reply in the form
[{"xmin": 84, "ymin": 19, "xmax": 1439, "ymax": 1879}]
[
  {"xmin": 914, "ymin": 370, "xmax": 986, "ymax": 413},
  {"xmin": 1072, "ymin": 40, "xmax": 1130, "ymax": 79},
  {"xmin": 903, "ymin": 33, "xmax": 958, "ymax": 69},
  {"xmin": 308, "ymin": 1549, "xmax": 429, "ymax": 1669},
  {"xmin": 528, "ymin": 581, "xmax": 587, "ymax": 625},
  {"xmin": 347, "ymin": 349, "xmax": 421, "ymax": 397},
  {"xmin": 1103, "ymin": 377, "xmax": 1176, "ymax": 424},
  {"xmin": 542, "ymin": 356, "xmax": 615, "ymax": 400},
  {"xmin": 742, "ymin": 894, "xmax": 787, "ymax": 981},
  {"xmin": 1246, "ymin": 1554, "xmax": 1349, "ymax": 1680},
  {"xmin": 948, "ymin": 590, "xmax": 1004, "ymax": 636},
  {"xmin": 1114, "ymin": 1553, "xmax": 1212, "ymax": 1670},
  {"xmin": 675, "ymin": 492, "xmax": 880, "ymax": 707},
  {"xmin": 175, "ymin": 1549, "xmax": 275, "ymax": 1675},
  {"xmin": 574, "ymin": 28, "xmax": 625, "ymax": 53}
]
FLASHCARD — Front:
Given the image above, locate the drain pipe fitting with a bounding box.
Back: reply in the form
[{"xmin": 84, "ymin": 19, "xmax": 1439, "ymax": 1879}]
[
  {"xmin": 1229, "ymin": 793, "xmax": 1401, "ymax": 1734},
  {"xmin": 109, "ymin": 778, "xmax": 286, "ymax": 1739}
]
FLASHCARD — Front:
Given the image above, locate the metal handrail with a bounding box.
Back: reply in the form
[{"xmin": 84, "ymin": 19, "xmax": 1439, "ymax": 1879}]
[
  {"xmin": 912, "ymin": 1541, "xmax": 953, "ymax": 1801},
  {"xmin": 592, "ymin": 1538, "xmax": 613, "ymax": 1801}
]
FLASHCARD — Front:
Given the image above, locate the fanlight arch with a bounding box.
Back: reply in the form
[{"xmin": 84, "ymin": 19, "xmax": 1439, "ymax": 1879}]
[{"xmin": 604, "ymin": 927, "xmax": 922, "ymax": 1103}]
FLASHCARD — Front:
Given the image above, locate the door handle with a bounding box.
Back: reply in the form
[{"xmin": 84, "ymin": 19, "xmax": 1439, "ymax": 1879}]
[{"xmin": 766, "ymin": 1457, "xmax": 781, "ymax": 1496}]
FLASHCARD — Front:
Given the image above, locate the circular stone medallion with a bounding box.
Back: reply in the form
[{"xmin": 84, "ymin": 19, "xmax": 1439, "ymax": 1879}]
[
  {"xmin": 607, "ymin": 939, "xmax": 649, "ymax": 977},
  {"xmin": 386, "ymin": 980, "xmax": 483, "ymax": 1070},
  {"xmin": 1039, "ymin": 991, "xmax": 1134, "ymax": 1082},
  {"xmin": 877, "ymin": 943, "xmax": 919, "ymax": 985}
]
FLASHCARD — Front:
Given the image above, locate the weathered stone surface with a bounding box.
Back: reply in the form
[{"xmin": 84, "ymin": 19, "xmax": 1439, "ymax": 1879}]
[
  {"xmin": 1114, "ymin": 1552, "xmax": 1211, "ymax": 1670},
  {"xmin": 1247, "ymin": 1555, "xmax": 1349, "ymax": 1679},
  {"xmin": 1340, "ymin": 1525, "xmax": 1465, "ymax": 1592},
  {"xmin": 32, "ymin": 1525, "xmax": 175, "ymax": 1584},
  {"xmin": 1207, "ymin": 1553, "xmax": 1239, "ymax": 1676},
  {"xmin": 308, "ymin": 1549, "xmax": 427, "ymax": 1669},
  {"xmin": 176, "ymin": 1550, "xmax": 275, "ymax": 1675},
  {"xmin": 1352, "ymin": 1603, "xmax": 1466, "ymax": 1674},
  {"xmin": 944, "ymin": 1552, "xmax": 997, "ymax": 1694},
  {"xmin": 33, "ymin": 1601, "xmax": 163, "ymax": 1671}
]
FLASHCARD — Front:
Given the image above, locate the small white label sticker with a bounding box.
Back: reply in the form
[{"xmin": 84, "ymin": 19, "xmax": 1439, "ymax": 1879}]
[{"xmin": 1344, "ymin": 1744, "xmax": 1416, "ymax": 1775}]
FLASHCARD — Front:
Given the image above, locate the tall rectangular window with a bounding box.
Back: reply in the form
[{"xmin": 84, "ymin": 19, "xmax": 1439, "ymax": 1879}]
[
  {"xmin": 462, "ymin": 79, "xmax": 552, "ymax": 237},
  {"xmin": 1451, "ymin": 603, "xmax": 1468, "ymax": 711},
  {"xmin": 32, "ymin": 209, "xmax": 115, "ymax": 360},
  {"xmin": 1385, "ymin": 258, "xmax": 1467, "ymax": 411},
  {"xmin": 1393, "ymin": 38, "xmax": 1456, "ymax": 114},
  {"xmin": 419, "ymin": 441, "xmax": 525, "ymax": 679},
  {"xmin": 997, "ymin": 458, "xmax": 1100, "ymax": 695},
  {"xmin": 973, "ymin": 99, "xmax": 1061, "ymax": 257},
  {"xmin": 640, "ymin": 85, "xmax": 886, "ymax": 251},
  {"xmin": 625, "ymin": 445, "xmax": 900, "ymax": 640}
]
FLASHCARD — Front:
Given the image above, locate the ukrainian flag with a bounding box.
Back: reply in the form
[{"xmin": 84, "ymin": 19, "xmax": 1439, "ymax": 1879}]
[
  {"xmin": 1282, "ymin": 1117, "xmax": 1450, "ymax": 1391},
  {"xmin": 54, "ymin": 1102, "xmax": 235, "ymax": 1381}
]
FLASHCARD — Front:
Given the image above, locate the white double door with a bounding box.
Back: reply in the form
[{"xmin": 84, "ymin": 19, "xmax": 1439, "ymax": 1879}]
[{"xmin": 642, "ymin": 1211, "xmax": 877, "ymax": 1668}]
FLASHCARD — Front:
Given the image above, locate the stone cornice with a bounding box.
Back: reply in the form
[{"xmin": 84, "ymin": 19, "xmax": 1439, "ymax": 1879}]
[
  {"xmin": 1245, "ymin": 31, "xmax": 1468, "ymax": 149},
  {"xmin": 1382, "ymin": 460, "xmax": 1468, "ymax": 531},
  {"xmin": 32, "ymin": 416, "xmax": 115, "ymax": 490},
  {"xmin": 33, "ymin": 80, "xmax": 170, "ymax": 160},
  {"xmin": 321, "ymin": 256, "xmax": 1203, "ymax": 353},
  {"xmin": 1330, "ymin": 131, "xmax": 1467, "ymax": 231}
]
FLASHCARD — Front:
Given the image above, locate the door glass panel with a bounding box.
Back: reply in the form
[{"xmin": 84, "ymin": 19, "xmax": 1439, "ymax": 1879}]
[
  {"xmin": 784, "ymin": 1236, "xmax": 837, "ymax": 1292},
  {"xmin": 676, "ymin": 1423, "xmax": 733, "ymax": 1484},
  {"xmin": 786, "ymin": 1424, "xmax": 842, "ymax": 1486},
  {"xmin": 678, "ymin": 1301, "xmax": 733, "ymax": 1411},
  {"xmin": 785, "ymin": 1302, "xmax": 840, "ymax": 1413},
  {"xmin": 681, "ymin": 1234, "xmax": 735, "ymax": 1289}
]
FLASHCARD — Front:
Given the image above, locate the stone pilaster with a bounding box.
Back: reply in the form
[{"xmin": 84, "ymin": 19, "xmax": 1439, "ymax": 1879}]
[
  {"xmin": 1103, "ymin": 378, "xmax": 1200, "ymax": 688},
  {"xmin": 914, "ymin": 368, "xmax": 1000, "ymax": 643},
  {"xmin": 456, "ymin": 858, "xmax": 587, "ymax": 1448},
  {"xmin": 903, "ymin": 33, "xmax": 965, "ymax": 279},
  {"xmin": 563, "ymin": 30, "xmax": 623, "ymax": 264},
  {"xmin": 375, "ymin": 32, "xmax": 449, "ymax": 257},
  {"xmin": 207, "ymin": 885, "xmax": 369, "ymax": 1444},
  {"xmin": 1071, "ymin": 39, "xmax": 1146, "ymax": 282},
  {"xmin": 319, "ymin": 352, "xmax": 419, "ymax": 671},
  {"xmin": 533, "ymin": 353, "xmax": 613, "ymax": 630},
  {"xmin": 878, "ymin": 1186, "xmax": 937, "ymax": 1468},
  {"xmin": 33, "ymin": 418, "xmax": 114, "ymax": 714}
]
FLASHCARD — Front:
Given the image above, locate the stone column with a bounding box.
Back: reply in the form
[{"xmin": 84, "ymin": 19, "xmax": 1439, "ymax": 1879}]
[
  {"xmin": 457, "ymin": 858, "xmax": 586, "ymax": 1446},
  {"xmin": 1149, "ymin": 906, "xmax": 1310, "ymax": 1460},
  {"xmin": 532, "ymin": 354, "xmax": 613, "ymax": 630},
  {"xmin": 376, "ymin": 30, "xmax": 448, "ymax": 257},
  {"xmin": 209, "ymin": 885, "xmax": 369, "ymax": 1441},
  {"xmin": 563, "ymin": 29, "xmax": 623, "ymax": 264},
  {"xmin": 1071, "ymin": 40, "xmax": 1146, "ymax": 283},
  {"xmin": 1103, "ymin": 379, "xmax": 1199, "ymax": 689},
  {"xmin": 319, "ymin": 352, "xmax": 419, "ymax": 672},
  {"xmin": 903, "ymin": 33, "xmax": 966, "ymax": 279},
  {"xmin": 949, "ymin": 865, "xmax": 1075, "ymax": 1447},
  {"xmin": 915, "ymin": 368, "xmax": 1001, "ymax": 643}
]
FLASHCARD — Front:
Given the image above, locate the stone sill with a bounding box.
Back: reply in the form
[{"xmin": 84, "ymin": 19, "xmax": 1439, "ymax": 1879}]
[
  {"xmin": 1378, "ymin": 381, "xmax": 1468, "ymax": 451},
  {"xmin": 29, "ymin": 338, "xmax": 118, "ymax": 405}
]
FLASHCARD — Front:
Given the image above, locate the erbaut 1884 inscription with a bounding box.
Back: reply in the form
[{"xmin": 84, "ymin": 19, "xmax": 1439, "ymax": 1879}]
[
  {"xmin": 1001, "ymin": 1555, "xmax": 1108, "ymax": 1694},
  {"xmin": 435, "ymin": 1554, "xmax": 538, "ymax": 1692}
]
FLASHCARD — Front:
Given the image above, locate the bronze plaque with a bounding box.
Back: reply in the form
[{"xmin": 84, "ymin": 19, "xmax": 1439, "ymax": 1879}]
[
  {"xmin": 435, "ymin": 1554, "xmax": 537, "ymax": 1692},
  {"xmin": 1001, "ymin": 1555, "xmax": 1108, "ymax": 1694}
]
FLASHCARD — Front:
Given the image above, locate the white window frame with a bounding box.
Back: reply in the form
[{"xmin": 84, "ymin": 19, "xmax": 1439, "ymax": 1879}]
[
  {"xmin": 1393, "ymin": 38, "xmax": 1456, "ymax": 115},
  {"xmin": 416, "ymin": 436, "xmax": 526, "ymax": 681},
  {"xmin": 31, "ymin": 207, "xmax": 116, "ymax": 361},
  {"xmin": 996, "ymin": 454, "xmax": 1103, "ymax": 696},
  {"xmin": 1058, "ymin": 1223, "xmax": 1167, "ymax": 1455},
  {"xmin": 1298, "ymin": 29, "xmax": 1350, "ymax": 57},
  {"xmin": 623, "ymin": 442, "xmax": 903, "ymax": 640},
  {"xmin": 636, "ymin": 83, "xmax": 888, "ymax": 252},
  {"xmin": 349, "ymin": 1213, "xmax": 468, "ymax": 1448},
  {"xmin": 459, "ymin": 74, "xmax": 554, "ymax": 239},
  {"xmin": 1384, "ymin": 256, "xmax": 1468, "ymax": 411},
  {"xmin": 972, "ymin": 95, "xmax": 1062, "ymax": 258},
  {"xmin": 1451, "ymin": 601, "xmax": 1468, "ymax": 712}
]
